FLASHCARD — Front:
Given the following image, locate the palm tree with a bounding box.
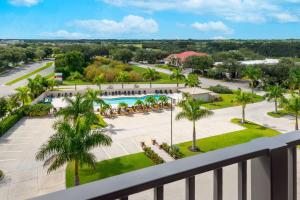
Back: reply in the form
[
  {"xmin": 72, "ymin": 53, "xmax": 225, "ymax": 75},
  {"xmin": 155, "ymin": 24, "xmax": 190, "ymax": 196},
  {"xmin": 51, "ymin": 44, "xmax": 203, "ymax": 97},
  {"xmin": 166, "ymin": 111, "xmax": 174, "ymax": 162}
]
[
  {"xmin": 244, "ymin": 66, "xmax": 262, "ymax": 93},
  {"xmin": 7, "ymin": 94, "xmax": 20, "ymax": 114},
  {"xmin": 281, "ymin": 94, "xmax": 300, "ymax": 130},
  {"xmin": 28, "ymin": 75, "xmax": 44, "ymax": 98},
  {"xmin": 170, "ymin": 68, "xmax": 185, "ymax": 88},
  {"xmin": 15, "ymin": 86, "xmax": 31, "ymax": 105},
  {"xmin": 118, "ymin": 102, "xmax": 128, "ymax": 113},
  {"xmin": 145, "ymin": 96, "xmax": 157, "ymax": 107},
  {"xmin": 134, "ymin": 99, "xmax": 144, "ymax": 110},
  {"xmin": 143, "ymin": 68, "xmax": 160, "ymax": 88},
  {"xmin": 36, "ymin": 116, "xmax": 112, "ymax": 186},
  {"xmin": 56, "ymin": 93, "xmax": 96, "ymax": 125},
  {"xmin": 185, "ymin": 73, "xmax": 201, "ymax": 88},
  {"xmin": 234, "ymin": 90, "xmax": 253, "ymax": 123},
  {"xmin": 116, "ymin": 72, "xmax": 130, "ymax": 89},
  {"xmin": 47, "ymin": 78, "xmax": 57, "ymax": 91},
  {"xmin": 265, "ymin": 85, "xmax": 285, "ymax": 113},
  {"xmin": 158, "ymin": 95, "xmax": 168, "ymax": 107},
  {"xmin": 176, "ymin": 98, "xmax": 213, "ymax": 151},
  {"xmin": 93, "ymin": 74, "xmax": 105, "ymax": 90},
  {"xmin": 84, "ymin": 89, "xmax": 107, "ymax": 111}
]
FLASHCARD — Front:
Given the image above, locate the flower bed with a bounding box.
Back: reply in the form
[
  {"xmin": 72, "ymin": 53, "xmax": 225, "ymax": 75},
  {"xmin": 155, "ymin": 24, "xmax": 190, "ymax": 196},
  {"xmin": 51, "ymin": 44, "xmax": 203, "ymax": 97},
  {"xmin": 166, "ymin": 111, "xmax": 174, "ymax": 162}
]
[
  {"xmin": 160, "ymin": 143, "xmax": 184, "ymax": 159},
  {"xmin": 141, "ymin": 144, "xmax": 164, "ymax": 164}
]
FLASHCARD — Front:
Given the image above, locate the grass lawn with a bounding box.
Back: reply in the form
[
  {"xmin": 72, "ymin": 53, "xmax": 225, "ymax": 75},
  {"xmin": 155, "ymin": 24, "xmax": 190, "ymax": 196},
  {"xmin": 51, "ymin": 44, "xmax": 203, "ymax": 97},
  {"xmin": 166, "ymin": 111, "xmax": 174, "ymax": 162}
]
[
  {"xmin": 155, "ymin": 64, "xmax": 175, "ymax": 71},
  {"xmin": 5, "ymin": 62, "xmax": 54, "ymax": 86},
  {"xmin": 267, "ymin": 110, "xmax": 291, "ymax": 118},
  {"xmin": 177, "ymin": 118, "xmax": 280, "ymax": 157},
  {"xmin": 202, "ymin": 93, "xmax": 264, "ymax": 110},
  {"xmin": 66, "ymin": 152, "xmax": 154, "ymax": 188}
]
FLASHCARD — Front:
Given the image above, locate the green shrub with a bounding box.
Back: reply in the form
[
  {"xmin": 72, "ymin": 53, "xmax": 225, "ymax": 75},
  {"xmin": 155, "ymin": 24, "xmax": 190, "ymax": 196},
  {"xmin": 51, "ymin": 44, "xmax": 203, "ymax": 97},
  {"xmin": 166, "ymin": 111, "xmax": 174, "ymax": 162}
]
[
  {"xmin": 0, "ymin": 108, "xmax": 25, "ymax": 137},
  {"xmin": 143, "ymin": 146, "xmax": 164, "ymax": 164},
  {"xmin": 0, "ymin": 170, "xmax": 3, "ymax": 180},
  {"xmin": 161, "ymin": 143, "xmax": 184, "ymax": 159},
  {"xmin": 25, "ymin": 103, "xmax": 53, "ymax": 117},
  {"xmin": 209, "ymin": 85, "xmax": 233, "ymax": 94}
]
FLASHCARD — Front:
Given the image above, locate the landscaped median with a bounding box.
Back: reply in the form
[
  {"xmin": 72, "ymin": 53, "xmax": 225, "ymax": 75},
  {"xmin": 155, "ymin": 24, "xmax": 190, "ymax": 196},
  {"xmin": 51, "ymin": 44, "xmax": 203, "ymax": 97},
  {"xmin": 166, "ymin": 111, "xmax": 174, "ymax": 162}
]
[
  {"xmin": 177, "ymin": 118, "xmax": 280, "ymax": 157},
  {"xmin": 202, "ymin": 93, "xmax": 264, "ymax": 110},
  {"xmin": 5, "ymin": 62, "xmax": 54, "ymax": 86}
]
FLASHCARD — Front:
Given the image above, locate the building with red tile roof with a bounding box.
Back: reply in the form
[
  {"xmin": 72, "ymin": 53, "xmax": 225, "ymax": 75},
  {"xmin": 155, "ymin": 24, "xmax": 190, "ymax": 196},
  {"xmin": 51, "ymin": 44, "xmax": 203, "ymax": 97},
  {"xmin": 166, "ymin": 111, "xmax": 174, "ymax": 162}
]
[{"xmin": 165, "ymin": 51, "xmax": 208, "ymax": 67}]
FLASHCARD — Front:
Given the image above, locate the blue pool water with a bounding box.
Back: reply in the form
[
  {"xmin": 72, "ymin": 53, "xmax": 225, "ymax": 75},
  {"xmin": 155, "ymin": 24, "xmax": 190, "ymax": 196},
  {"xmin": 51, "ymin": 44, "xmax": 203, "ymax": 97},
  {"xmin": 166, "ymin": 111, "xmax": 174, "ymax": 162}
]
[{"xmin": 101, "ymin": 95, "xmax": 164, "ymax": 107}]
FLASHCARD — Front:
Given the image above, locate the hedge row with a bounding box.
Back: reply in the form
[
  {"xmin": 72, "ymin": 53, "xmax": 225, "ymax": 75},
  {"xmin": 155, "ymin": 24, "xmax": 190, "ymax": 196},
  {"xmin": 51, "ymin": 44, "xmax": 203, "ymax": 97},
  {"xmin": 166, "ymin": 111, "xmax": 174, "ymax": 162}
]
[
  {"xmin": 25, "ymin": 103, "xmax": 53, "ymax": 117},
  {"xmin": 208, "ymin": 84, "xmax": 233, "ymax": 94},
  {"xmin": 143, "ymin": 146, "xmax": 165, "ymax": 164},
  {"xmin": 0, "ymin": 108, "xmax": 25, "ymax": 137},
  {"xmin": 161, "ymin": 143, "xmax": 184, "ymax": 159}
]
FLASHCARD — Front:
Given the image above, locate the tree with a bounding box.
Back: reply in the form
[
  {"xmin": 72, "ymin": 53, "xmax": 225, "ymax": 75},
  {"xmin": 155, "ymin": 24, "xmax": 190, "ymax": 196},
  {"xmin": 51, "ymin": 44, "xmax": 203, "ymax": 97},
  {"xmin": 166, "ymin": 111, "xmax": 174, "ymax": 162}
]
[
  {"xmin": 289, "ymin": 66, "xmax": 300, "ymax": 94},
  {"xmin": 158, "ymin": 95, "xmax": 168, "ymax": 107},
  {"xmin": 55, "ymin": 51, "xmax": 85, "ymax": 77},
  {"xmin": 7, "ymin": 94, "xmax": 20, "ymax": 114},
  {"xmin": 15, "ymin": 86, "xmax": 31, "ymax": 105},
  {"xmin": 185, "ymin": 73, "xmax": 201, "ymax": 88},
  {"xmin": 27, "ymin": 75, "xmax": 45, "ymax": 98},
  {"xmin": 93, "ymin": 74, "xmax": 105, "ymax": 90},
  {"xmin": 170, "ymin": 68, "xmax": 185, "ymax": 88},
  {"xmin": 0, "ymin": 98, "xmax": 8, "ymax": 119},
  {"xmin": 116, "ymin": 72, "xmax": 130, "ymax": 89},
  {"xmin": 56, "ymin": 93, "xmax": 97, "ymax": 125},
  {"xmin": 176, "ymin": 98, "xmax": 213, "ymax": 151},
  {"xmin": 244, "ymin": 66, "xmax": 262, "ymax": 93},
  {"xmin": 47, "ymin": 79, "xmax": 57, "ymax": 91},
  {"xmin": 84, "ymin": 89, "xmax": 107, "ymax": 110},
  {"xmin": 36, "ymin": 116, "xmax": 112, "ymax": 186},
  {"xmin": 112, "ymin": 49, "xmax": 133, "ymax": 63},
  {"xmin": 221, "ymin": 59, "xmax": 242, "ymax": 80},
  {"xmin": 143, "ymin": 68, "xmax": 160, "ymax": 88},
  {"xmin": 265, "ymin": 85, "xmax": 285, "ymax": 113},
  {"xmin": 145, "ymin": 96, "xmax": 157, "ymax": 107},
  {"xmin": 183, "ymin": 56, "xmax": 213, "ymax": 73},
  {"xmin": 281, "ymin": 94, "xmax": 300, "ymax": 130},
  {"xmin": 234, "ymin": 90, "xmax": 253, "ymax": 123}
]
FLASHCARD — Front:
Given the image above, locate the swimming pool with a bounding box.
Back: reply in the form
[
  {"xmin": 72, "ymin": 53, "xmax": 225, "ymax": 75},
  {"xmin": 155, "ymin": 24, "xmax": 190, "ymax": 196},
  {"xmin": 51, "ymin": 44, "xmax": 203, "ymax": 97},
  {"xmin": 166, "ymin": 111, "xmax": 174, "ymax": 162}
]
[{"xmin": 100, "ymin": 95, "xmax": 165, "ymax": 107}]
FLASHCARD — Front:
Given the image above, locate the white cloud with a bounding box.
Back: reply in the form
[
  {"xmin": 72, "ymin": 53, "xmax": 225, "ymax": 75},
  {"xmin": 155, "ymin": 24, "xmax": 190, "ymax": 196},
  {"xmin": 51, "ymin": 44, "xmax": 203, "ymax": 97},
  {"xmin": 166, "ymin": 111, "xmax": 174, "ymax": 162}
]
[
  {"xmin": 212, "ymin": 36, "xmax": 226, "ymax": 40},
  {"xmin": 102, "ymin": 0, "xmax": 299, "ymax": 23},
  {"xmin": 42, "ymin": 30, "xmax": 90, "ymax": 39},
  {"xmin": 9, "ymin": 0, "xmax": 41, "ymax": 6},
  {"xmin": 271, "ymin": 13, "xmax": 299, "ymax": 22},
  {"xmin": 72, "ymin": 15, "xmax": 158, "ymax": 35},
  {"xmin": 192, "ymin": 21, "xmax": 233, "ymax": 34}
]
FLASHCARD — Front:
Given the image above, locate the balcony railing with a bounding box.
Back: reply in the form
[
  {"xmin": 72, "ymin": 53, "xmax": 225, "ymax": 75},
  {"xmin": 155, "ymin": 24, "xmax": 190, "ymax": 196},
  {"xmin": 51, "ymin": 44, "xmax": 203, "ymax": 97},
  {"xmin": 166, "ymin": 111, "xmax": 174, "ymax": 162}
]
[{"xmin": 32, "ymin": 132, "xmax": 300, "ymax": 200}]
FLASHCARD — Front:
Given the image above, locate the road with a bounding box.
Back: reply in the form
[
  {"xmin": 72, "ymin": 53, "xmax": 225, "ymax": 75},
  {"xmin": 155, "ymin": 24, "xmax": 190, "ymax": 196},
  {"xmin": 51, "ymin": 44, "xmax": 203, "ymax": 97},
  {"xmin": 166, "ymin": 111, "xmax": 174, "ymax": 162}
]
[
  {"xmin": 131, "ymin": 62, "xmax": 253, "ymax": 92},
  {"xmin": 0, "ymin": 60, "xmax": 54, "ymax": 97}
]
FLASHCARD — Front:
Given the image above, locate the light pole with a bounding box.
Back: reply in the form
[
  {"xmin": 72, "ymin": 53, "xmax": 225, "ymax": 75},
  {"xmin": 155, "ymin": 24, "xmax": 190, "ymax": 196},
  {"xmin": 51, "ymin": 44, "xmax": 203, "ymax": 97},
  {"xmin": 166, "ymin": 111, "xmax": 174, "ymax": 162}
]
[{"xmin": 170, "ymin": 97, "xmax": 173, "ymax": 147}]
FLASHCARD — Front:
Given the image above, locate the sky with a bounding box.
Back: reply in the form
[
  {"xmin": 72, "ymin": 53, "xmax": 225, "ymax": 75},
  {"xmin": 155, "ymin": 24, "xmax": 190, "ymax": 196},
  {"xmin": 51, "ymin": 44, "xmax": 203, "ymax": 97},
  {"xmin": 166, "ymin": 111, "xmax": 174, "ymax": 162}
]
[{"xmin": 1, "ymin": 0, "xmax": 300, "ymax": 39}]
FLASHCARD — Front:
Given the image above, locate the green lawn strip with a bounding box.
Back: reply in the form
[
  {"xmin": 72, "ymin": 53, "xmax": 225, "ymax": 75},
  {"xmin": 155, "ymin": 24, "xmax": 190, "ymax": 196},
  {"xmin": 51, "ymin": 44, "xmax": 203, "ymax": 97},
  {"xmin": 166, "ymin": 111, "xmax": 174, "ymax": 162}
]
[
  {"xmin": 44, "ymin": 72, "xmax": 55, "ymax": 79},
  {"xmin": 66, "ymin": 152, "xmax": 154, "ymax": 188},
  {"xmin": 5, "ymin": 62, "xmax": 54, "ymax": 86},
  {"xmin": 267, "ymin": 110, "xmax": 291, "ymax": 118},
  {"xmin": 177, "ymin": 118, "xmax": 280, "ymax": 157},
  {"xmin": 155, "ymin": 64, "xmax": 175, "ymax": 71},
  {"xmin": 202, "ymin": 93, "xmax": 264, "ymax": 110}
]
